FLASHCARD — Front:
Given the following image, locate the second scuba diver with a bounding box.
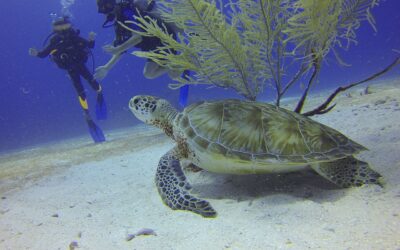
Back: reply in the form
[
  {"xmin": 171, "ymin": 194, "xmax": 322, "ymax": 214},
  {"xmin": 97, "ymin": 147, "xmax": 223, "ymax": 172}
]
[
  {"xmin": 95, "ymin": 0, "xmax": 182, "ymax": 81},
  {"xmin": 96, "ymin": 0, "xmax": 190, "ymax": 107},
  {"xmin": 29, "ymin": 16, "xmax": 107, "ymax": 143}
]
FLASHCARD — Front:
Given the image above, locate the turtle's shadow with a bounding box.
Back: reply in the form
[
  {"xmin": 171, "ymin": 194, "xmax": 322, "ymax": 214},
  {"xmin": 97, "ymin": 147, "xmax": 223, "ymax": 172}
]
[{"xmin": 186, "ymin": 169, "xmax": 346, "ymax": 204}]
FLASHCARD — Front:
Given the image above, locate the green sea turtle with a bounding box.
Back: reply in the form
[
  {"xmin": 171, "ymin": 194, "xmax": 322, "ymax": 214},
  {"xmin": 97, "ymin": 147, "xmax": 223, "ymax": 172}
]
[{"xmin": 129, "ymin": 95, "xmax": 383, "ymax": 217}]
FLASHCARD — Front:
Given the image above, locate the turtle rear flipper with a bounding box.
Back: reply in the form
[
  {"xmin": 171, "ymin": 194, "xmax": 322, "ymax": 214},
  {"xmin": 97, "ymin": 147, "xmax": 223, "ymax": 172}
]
[
  {"xmin": 156, "ymin": 149, "xmax": 217, "ymax": 218},
  {"xmin": 311, "ymin": 156, "xmax": 384, "ymax": 188}
]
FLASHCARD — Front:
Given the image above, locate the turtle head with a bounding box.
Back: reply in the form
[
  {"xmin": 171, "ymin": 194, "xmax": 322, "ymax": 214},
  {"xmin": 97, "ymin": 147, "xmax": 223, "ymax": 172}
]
[{"xmin": 129, "ymin": 95, "xmax": 178, "ymax": 129}]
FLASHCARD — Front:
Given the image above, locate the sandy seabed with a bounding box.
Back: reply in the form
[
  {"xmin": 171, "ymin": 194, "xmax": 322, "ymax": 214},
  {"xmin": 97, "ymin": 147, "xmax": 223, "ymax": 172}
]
[{"xmin": 1, "ymin": 79, "xmax": 400, "ymax": 250}]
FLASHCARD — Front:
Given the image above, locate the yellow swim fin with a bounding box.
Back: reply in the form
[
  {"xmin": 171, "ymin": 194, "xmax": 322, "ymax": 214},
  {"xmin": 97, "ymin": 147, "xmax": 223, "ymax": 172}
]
[{"xmin": 79, "ymin": 96, "xmax": 88, "ymax": 110}]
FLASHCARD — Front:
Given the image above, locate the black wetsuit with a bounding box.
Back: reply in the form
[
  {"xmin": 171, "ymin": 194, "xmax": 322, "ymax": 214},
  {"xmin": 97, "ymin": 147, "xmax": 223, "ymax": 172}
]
[
  {"xmin": 37, "ymin": 29, "xmax": 100, "ymax": 100},
  {"xmin": 112, "ymin": 1, "xmax": 177, "ymax": 52}
]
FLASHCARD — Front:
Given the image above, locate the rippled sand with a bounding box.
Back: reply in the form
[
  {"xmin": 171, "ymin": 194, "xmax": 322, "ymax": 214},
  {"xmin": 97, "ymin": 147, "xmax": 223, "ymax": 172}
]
[{"xmin": 1, "ymin": 78, "xmax": 399, "ymax": 249}]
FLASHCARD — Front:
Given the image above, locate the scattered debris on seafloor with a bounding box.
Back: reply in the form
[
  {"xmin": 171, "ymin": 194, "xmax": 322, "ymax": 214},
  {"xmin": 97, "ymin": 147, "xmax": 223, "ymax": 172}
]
[
  {"xmin": 365, "ymin": 85, "xmax": 372, "ymax": 95},
  {"xmin": 69, "ymin": 241, "xmax": 78, "ymax": 250},
  {"xmin": 126, "ymin": 228, "xmax": 157, "ymax": 241}
]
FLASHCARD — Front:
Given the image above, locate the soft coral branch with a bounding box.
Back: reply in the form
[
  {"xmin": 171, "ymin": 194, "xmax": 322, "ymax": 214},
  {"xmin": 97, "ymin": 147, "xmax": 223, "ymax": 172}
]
[{"xmin": 303, "ymin": 56, "xmax": 400, "ymax": 116}]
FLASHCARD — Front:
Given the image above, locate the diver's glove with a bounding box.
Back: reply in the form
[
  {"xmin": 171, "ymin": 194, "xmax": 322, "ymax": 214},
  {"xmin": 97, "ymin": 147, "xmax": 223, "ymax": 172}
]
[
  {"xmin": 103, "ymin": 34, "xmax": 142, "ymax": 55},
  {"xmin": 29, "ymin": 48, "xmax": 38, "ymax": 57},
  {"xmin": 94, "ymin": 65, "xmax": 109, "ymax": 80},
  {"xmin": 103, "ymin": 44, "xmax": 121, "ymax": 55},
  {"xmin": 88, "ymin": 31, "xmax": 97, "ymax": 41}
]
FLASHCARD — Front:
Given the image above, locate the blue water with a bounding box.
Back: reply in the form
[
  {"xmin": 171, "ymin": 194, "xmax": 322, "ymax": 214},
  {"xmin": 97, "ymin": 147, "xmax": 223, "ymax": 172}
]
[{"xmin": 0, "ymin": 0, "xmax": 399, "ymax": 153}]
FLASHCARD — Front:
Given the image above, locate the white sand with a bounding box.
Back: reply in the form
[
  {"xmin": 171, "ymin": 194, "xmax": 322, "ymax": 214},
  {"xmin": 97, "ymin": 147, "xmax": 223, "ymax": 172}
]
[{"xmin": 1, "ymin": 79, "xmax": 400, "ymax": 249}]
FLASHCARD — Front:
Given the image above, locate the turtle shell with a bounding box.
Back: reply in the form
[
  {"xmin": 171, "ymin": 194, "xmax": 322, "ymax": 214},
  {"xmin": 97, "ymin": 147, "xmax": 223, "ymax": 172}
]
[{"xmin": 176, "ymin": 99, "xmax": 366, "ymax": 164}]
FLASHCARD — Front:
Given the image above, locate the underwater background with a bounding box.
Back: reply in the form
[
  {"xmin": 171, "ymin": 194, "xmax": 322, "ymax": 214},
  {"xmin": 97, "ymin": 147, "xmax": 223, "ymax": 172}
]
[{"xmin": 0, "ymin": 0, "xmax": 399, "ymax": 153}]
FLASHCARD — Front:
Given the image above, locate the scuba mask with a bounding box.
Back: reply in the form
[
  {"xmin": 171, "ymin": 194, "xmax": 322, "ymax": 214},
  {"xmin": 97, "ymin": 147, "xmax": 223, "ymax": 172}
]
[
  {"xmin": 52, "ymin": 16, "xmax": 72, "ymax": 32},
  {"xmin": 97, "ymin": 0, "xmax": 116, "ymax": 14}
]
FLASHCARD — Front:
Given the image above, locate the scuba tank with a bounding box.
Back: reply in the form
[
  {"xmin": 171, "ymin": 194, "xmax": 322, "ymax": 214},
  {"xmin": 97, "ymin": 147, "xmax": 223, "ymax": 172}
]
[
  {"xmin": 97, "ymin": 0, "xmax": 117, "ymax": 27},
  {"xmin": 97, "ymin": 0, "xmax": 117, "ymax": 14},
  {"xmin": 98, "ymin": 0, "xmax": 156, "ymax": 29}
]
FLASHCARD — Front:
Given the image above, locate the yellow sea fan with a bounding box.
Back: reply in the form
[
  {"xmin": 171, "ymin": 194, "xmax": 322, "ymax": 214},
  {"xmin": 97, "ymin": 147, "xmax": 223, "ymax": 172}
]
[{"xmin": 125, "ymin": 0, "xmax": 379, "ymax": 101}]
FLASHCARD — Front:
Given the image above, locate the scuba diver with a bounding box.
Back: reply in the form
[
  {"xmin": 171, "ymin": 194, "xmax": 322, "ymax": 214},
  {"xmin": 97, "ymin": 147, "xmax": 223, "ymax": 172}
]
[
  {"xmin": 29, "ymin": 16, "xmax": 107, "ymax": 143},
  {"xmin": 95, "ymin": 0, "xmax": 190, "ymax": 107}
]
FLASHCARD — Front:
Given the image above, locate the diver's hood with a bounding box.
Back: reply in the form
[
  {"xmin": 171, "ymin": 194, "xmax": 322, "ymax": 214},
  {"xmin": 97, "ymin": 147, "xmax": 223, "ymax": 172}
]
[
  {"xmin": 52, "ymin": 16, "xmax": 71, "ymax": 26},
  {"xmin": 97, "ymin": 0, "xmax": 116, "ymax": 14}
]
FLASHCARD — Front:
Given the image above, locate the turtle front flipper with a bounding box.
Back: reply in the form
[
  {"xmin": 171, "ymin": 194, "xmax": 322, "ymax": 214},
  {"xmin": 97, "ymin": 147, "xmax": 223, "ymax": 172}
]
[
  {"xmin": 311, "ymin": 156, "xmax": 384, "ymax": 188},
  {"xmin": 156, "ymin": 149, "xmax": 217, "ymax": 218}
]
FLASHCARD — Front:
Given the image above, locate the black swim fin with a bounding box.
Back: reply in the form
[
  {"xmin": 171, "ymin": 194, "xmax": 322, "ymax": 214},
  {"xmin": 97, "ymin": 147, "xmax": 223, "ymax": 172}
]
[
  {"xmin": 96, "ymin": 93, "xmax": 107, "ymax": 120},
  {"xmin": 179, "ymin": 71, "xmax": 190, "ymax": 108},
  {"xmin": 86, "ymin": 118, "xmax": 106, "ymax": 143},
  {"xmin": 179, "ymin": 85, "xmax": 189, "ymax": 108}
]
